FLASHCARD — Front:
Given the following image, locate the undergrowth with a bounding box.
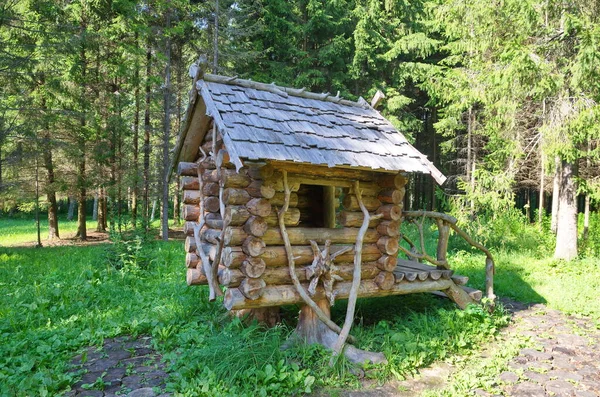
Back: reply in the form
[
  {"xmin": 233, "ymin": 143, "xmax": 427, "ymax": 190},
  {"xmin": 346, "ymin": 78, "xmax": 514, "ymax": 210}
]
[
  {"xmin": 1, "ymin": 212, "xmax": 598, "ymax": 395},
  {"xmin": 0, "ymin": 241, "xmax": 509, "ymax": 396}
]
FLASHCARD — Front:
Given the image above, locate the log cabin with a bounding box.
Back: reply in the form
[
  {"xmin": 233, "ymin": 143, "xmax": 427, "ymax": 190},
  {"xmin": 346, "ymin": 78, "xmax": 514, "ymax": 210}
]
[{"xmin": 171, "ymin": 66, "xmax": 495, "ymax": 364}]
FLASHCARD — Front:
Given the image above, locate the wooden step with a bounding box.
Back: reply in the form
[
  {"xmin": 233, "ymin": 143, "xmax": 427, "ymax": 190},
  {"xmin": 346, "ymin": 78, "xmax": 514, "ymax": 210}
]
[{"xmin": 431, "ymin": 285, "xmax": 482, "ymax": 302}]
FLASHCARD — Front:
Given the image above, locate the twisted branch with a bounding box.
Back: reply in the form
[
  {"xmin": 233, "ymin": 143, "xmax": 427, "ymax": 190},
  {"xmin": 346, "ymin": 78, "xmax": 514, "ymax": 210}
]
[
  {"xmin": 331, "ymin": 180, "xmax": 380, "ymax": 361},
  {"xmin": 277, "ymin": 170, "xmax": 356, "ymax": 344}
]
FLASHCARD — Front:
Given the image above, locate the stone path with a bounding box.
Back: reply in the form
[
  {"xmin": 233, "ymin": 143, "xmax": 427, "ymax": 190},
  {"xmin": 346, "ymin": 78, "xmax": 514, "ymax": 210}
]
[
  {"xmin": 66, "ymin": 336, "xmax": 170, "ymax": 397},
  {"xmin": 341, "ymin": 299, "xmax": 600, "ymax": 396},
  {"xmin": 491, "ymin": 300, "xmax": 600, "ymax": 397}
]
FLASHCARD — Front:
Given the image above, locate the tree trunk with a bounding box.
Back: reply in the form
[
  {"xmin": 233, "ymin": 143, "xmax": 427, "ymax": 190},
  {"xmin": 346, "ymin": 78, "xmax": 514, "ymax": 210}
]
[
  {"xmin": 213, "ymin": 0, "xmax": 219, "ymax": 73},
  {"xmin": 132, "ymin": 35, "xmax": 141, "ymax": 228},
  {"xmin": 43, "ymin": 138, "xmax": 59, "ymax": 240},
  {"xmin": 525, "ymin": 189, "xmax": 531, "ymax": 222},
  {"xmin": 97, "ymin": 188, "xmax": 106, "ymax": 232},
  {"xmin": 538, "ymin": 146, "xmax": 545, "ymax": 224},
  {"xmin": 93, "ymin": 191, "xmax": 98, "ymax": 221},
  {"xmin": 551, "ymin": 156, "xmax": 561, "ymax": 233},
  {"xmin": 68, "ymin": 196, "xmax": 76, "ymax": 221},
  {"xmin": 554, "ymin": 159, "xmax": 578, "ymax": 260},
  {"xmin": 583, "ymin": 194, "xmax": 590, "ymax": 240},
  {"xmin": 289, "ymin": 298, "xmax": 386, "ymax": 365},
  {"xmin": 151, "ymin": 197, "xmax": 157, "ymax": 222},
  {"xmin": 76, "ymin": 139, "xmax": 87, "ymax": 241},
  {"xmin": 143, "ymin": 43, "xmax": 152, "ymax": 231},
  {"xmin": 35, "ymin": 156, "xmax": 42, "ymax": 248},
  {"xmin": 161, "ymin": 9, "xmax": 172, "ymax": 241},
  {"xmin": 76, "ymin": 12, "xmax": 87, "ymax": 241}
]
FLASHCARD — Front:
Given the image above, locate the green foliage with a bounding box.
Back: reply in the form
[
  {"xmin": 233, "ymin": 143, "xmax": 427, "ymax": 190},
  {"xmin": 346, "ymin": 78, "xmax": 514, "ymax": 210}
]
[{"xmin": 103, "ymin": 230, "xmax": 155, "ymax": 270}]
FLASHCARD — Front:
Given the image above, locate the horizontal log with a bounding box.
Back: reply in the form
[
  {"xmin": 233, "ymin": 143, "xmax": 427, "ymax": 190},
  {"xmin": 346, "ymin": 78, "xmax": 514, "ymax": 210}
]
[
  {"xmin": 398, "ymin": 260, "xmax": 453, "ymax": 280},
  {"xmin": 203, "ymin": 228, "xmax": 223, "ymax": 245},
  {"xmin": 376, "ymin": 221, "xmax": 400, "ymax": 237},
  {"xmin": 187, "ymin": 267, "xmax": 207, "ymax": 285},
  {"xmin": 377, "ymin": 236, "xmax": 399, "ymax": 256},
  {"xmin": 337, "ymin": 211, "xmax": 382, "ymax": 228},
  {"xmin": 270, "ymin": 161, "xmax": 377, "ymax": 181},
  {"xmin": 264, "ymin": 208, "xmax": 301, "ymax": 227},
  {"xmin": 376, "ymin": 204, "xmax": 402, "ymax": 221},
  {"xmin": 221, "ymin": 262, "xmax": 381, "ymax": 287},
  {"xmin": 378, "ymin": 173, "xmax": 407, "ymax": 189},
  {"xmin": 244, "ymin": 164, "xmax": 274, "ymax": 180},
  {"xmin": 205, "ymin": 213, "xmax": 223, "ymax": 229},
  {"xmin": 242, "ymin": 236, "xmax": 266, "ymax": 257},
  {"xmin": 204, "ymin": 196, "xmax": 221, "ymax": 213},
  {"xmin": 246, "ymin": 198, "xmax": 272, "ymax": 217},
  {"xmin": 377, "ymin": 188, "xmax": 404, "ymax": 205},
  {"xmin": 241, "ymin": 257, "xmax": 266, "ymax": 278},
  {"xmin": 223, "ymin": 188, "xmax": 251, "ymax": 205},
  {"xmin": 240, "ymin": 278, "xmax": 266, "ymax": 300},
  {"xmin": 243, "ymin": 216, "xmax": 268, "ymax": 237},
  {"xmin": 186, "ymin": 252, "xmax": 200, "ymax": 269},
  {"xmin": 224, "ymin": 278, "xmax": 454, "ymax": 310},
  {"xmin": 342, "ymin": 195, "xmax": 381, "ymax": 211},
  {"xmin": 224, "ymin": 227, "xmax": 380, "ymax": 246},
  {"xmin": 220, "ymin": 169, "xmax": 251, "ymax": 188},
  {"xmin": 182, "ymin": 204, "xmax": 200, "ymax": 221},
  {"xmin": 177, "ymin": 162, "xmax": 198, "ymax": 176},
  {"xmin": 376, "ymin": 255, "xmax": 398, "ymax": 272},
  {"xmin": 269, "ymin": 192, "xmax": 299, "ymax": 208},
  {"xmin": 182, "ymin": 189, "xmax": 202, "ymax": 205},
  {"xmin": 451, "ymin": 275, "xmax": 469, "ymax": 285},
  {"xmin": 222, "ymin": 244, "xmax": 382, "ymax": 269},
  {"xmin": 180, "ymin": 176, "xmax": 199, "ymax": 190},
  {"xmin": 375, "ymin": 271, "xmax": 395, "ymax": 290},
  {"xmin": 184, "ymin": 237, "xmax": 217, "ymax": 259},
  {"xmin": 225, "ymin": 205, "xmax": 250, "ymax": 226},
  {"xmin": 246, "ymin": 180, "xmax": 276, "ymax": 199},
  {"xmin": 183, "ymin": 216, "xmax": 223, "ymax": 236}
]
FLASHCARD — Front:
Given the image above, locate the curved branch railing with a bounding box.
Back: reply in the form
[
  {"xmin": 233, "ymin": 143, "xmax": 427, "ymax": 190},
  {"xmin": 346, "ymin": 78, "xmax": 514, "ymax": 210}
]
[{"xmin": 401, "ymin": 211, "xmax": 495, "ymax": 301}]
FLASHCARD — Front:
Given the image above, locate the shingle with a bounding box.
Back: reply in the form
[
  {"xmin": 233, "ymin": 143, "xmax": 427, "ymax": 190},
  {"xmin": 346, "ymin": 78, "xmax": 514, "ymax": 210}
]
[{"xmin": 199, "ymin": 79, "xmax": 443, "ymax": 182}]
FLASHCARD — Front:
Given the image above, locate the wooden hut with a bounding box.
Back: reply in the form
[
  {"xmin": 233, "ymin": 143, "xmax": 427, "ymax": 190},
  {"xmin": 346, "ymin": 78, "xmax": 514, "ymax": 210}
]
[{"xmin": 172, "ymin": 68, "xmax": 495, "ymax": 363}]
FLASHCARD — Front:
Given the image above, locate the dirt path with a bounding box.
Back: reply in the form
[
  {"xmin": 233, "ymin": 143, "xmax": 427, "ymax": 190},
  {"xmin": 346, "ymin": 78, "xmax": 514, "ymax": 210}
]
[{"xmin": 342, "ymin": 299, "xmax": 600, "ymax": 396}]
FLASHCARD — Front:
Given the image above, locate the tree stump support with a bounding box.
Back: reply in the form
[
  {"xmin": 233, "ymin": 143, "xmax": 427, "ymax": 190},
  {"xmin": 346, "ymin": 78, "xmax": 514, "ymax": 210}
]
[{"xmin": 278, "ymin": 171, "xmax": 386, "ymax": 365}]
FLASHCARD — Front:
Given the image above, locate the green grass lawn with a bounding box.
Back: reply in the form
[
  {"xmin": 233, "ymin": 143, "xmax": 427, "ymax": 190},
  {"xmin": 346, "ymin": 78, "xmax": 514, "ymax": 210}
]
[
  {"xmin": 0, "ymin": 217, "xmax": 98, "ymax": 246},
  {"xmin": 0, "ymin": 216, "xmax": 598, "ymax": 396}
]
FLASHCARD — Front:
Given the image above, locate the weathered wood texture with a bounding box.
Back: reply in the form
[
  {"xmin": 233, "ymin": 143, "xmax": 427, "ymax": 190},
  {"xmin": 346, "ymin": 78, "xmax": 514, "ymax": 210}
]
[
  {"xmin": 224, "ymin": 279, "xmax": 454, "ymax": 310},
  {"xmin": 223, "ymin": 227, "xmax": 380, "ymax": 246},
  {"xmin": 220, "ymin": 262, "xmax": 381, "ymax": 287},
  {"xmin": 222, "ymin": 244, "xmax": 382, "ymax": 268}
]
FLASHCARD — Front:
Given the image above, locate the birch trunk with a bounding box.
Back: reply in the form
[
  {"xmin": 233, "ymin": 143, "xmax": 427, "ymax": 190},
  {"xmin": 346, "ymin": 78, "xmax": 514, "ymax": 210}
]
[{"xmin": 554, "ymin": 160, "xmax": 578, "ymax": 260}]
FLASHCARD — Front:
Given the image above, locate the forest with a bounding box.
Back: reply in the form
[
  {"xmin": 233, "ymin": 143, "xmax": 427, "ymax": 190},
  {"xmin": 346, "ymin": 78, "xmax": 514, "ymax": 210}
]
[
  {"xmin": 1, "ymin": 1, "xmax": 600, "ymax": 396},
  {"xmin": 1, "ymin": 0, "xmax": 599, "ymax": 259}
]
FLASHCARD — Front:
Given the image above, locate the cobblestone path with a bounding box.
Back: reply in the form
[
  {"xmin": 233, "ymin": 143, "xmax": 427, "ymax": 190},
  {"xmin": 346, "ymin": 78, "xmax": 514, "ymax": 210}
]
[
  {"xmin": 491, "ymin": 300, "xmax": 600, "ymax": 397},
  {"xmin": 67, "ymin": 336, "xmax": 170, "ymax": 397}
]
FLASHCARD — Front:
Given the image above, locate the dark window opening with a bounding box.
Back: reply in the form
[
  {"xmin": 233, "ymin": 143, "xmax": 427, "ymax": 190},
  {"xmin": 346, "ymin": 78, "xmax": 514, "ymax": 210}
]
[
  {"xmin": 299, "ymin": 184, "xmax": 325, "ymax": 227},
  {"xmin": 298, "ymin": 185, "xmax": 343, "ymax": 228}
]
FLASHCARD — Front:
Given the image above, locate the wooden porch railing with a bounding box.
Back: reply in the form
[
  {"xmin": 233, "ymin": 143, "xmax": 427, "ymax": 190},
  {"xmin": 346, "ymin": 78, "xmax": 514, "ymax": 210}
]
[{"xmin": 400, "ymin": 211, "xmax": 495, "ymax": 301}]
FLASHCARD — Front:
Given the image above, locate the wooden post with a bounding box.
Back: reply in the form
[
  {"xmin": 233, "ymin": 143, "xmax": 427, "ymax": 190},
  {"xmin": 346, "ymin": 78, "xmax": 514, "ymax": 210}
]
[{"xmin": 323, "ymin": 186, "xmax": 336, "ymax": 228}]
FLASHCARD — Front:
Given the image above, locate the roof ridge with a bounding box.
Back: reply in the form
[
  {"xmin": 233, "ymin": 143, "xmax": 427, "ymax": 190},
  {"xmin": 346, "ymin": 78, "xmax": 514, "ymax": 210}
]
[{"xmin": 202, "ymin": 73, "xmax": 371, "ymax": 109}]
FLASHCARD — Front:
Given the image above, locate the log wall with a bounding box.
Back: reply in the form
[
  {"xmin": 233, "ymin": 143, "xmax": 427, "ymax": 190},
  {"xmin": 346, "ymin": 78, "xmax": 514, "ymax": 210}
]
[{"xmin": 178, "ymin": 132, "xmax": 408, "ymax": 309}]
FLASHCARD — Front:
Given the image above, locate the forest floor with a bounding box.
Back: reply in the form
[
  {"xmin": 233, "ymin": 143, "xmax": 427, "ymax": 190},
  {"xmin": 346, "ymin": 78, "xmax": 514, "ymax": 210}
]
[
  {"xmin": 1, "ymin": 217, "xmax": 599, "ymax": 396},
  {"xmin": 60, "ymin": 298, "xmax": 600, "ymax": 397}
]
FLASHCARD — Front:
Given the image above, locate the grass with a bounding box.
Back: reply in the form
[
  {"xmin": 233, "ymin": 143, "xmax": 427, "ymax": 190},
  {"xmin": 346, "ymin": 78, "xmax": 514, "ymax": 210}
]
[
  {"xmin": 0, "ymin": 213, "xmax": 598, "ymax": 396},
  {"xmin": 0, "ymin": 217, "xmax": 98, "ymax": 246}
]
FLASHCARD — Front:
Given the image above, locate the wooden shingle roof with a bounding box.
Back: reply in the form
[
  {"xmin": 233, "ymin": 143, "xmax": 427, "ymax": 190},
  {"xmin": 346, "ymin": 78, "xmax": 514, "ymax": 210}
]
[{"xmin": 176, "ymin": 73, "xmax": 445, "ymax": 185}]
